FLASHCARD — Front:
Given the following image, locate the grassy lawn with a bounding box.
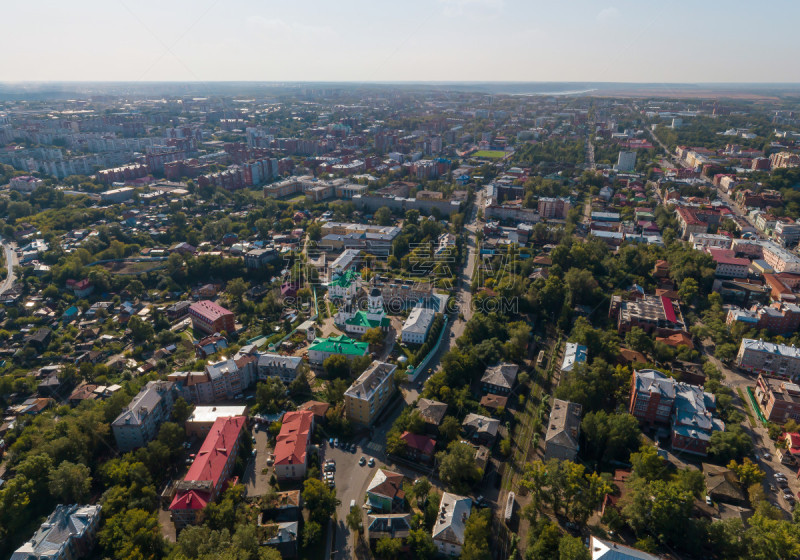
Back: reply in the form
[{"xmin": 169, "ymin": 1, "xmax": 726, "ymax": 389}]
[
  {"xmin": 472, "ymin": 150, "xmax": 506, "ymax": 159},
  {"xmin": 735, "ymin": 387, "xmax": 756, "ymax": 427}
]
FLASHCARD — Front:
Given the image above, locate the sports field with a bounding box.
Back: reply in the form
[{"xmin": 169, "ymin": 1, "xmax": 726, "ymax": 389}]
[{"xmin": 472, "ymin": 150, "xmax": 506, "ymax": 159}]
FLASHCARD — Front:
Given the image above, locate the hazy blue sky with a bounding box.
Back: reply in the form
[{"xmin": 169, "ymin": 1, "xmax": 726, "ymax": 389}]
[{"xmin": 2, "ymin": 0, "xmax": 798, "ymax": 83}]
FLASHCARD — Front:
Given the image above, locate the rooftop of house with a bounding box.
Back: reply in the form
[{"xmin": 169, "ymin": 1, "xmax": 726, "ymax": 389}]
[
  {"xmin": 480, "ymin": 362, "xmax": 519, "ymax": 389},
  {"xmin": 111, "ymin": 380, "xmax": 174, "ymax": 428},
  {"xmin": 416, "ymin": 398, "xmax": 448, "ymax": 425},
  {"xmin": 545, "ymin": 399, "xmax": 583, "ymax": 451},
  {"xmin": 432, "ymin": 492, "xmax": 472, "ymax": 546},
  {"xmin": 10, "ymin": 504, "xmax": 102, "ymax": 560},
  {"xmin": 274, "ymin": 410, "xmax": 314, "ymax": 467}
]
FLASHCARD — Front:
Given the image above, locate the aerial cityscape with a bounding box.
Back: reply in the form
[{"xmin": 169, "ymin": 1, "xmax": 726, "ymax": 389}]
[{"xmin": 2, "ymin": 3, "xmax": 800, "ymax": 560}]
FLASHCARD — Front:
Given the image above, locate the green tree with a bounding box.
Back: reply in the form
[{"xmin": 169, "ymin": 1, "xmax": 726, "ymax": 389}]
[
  {"xmin": 621, "ymin": 478, "xmax": 694, "ymax": 546},
  {"xmin": 437, "ymin": 441, "xmax": 482, "ymax": 493},
  {"xmin": 323, "ymin": 354, "xmax": 351, "ymax": 379},
  {"xmin": 728, "ymin": 458, "xmax": 765, "ymax": 488},
  {"xmin": 128, "ymin": 315, "xmax": 155, "ymax": 343},
  {"xmin": 624, "ymin": 326, "xmax": 653, "ymax": 354},
  {"xmin": 709, "ymin": 425, "xmax": 752, "ymax": 463},
  {"xmin": 375, "ymin": 207, "xmax": 393, "ymax": 226},
  {"xmin": 412, "ymin": 477, "xmax": 432, "ymax": 507},
  {"xmin": 302, "ymin": 520, "xmax": 322, "ymax": 547},
  {"xmin": 307, "ymin": 222, "xmax": 322, "ymax": 241},
  {"xmin": 99, "ymin": 508, "xmax": 165, "ymax": 560},
  {"xmin": 407, "ymin": 528, "xmax": 437, "ymax": 559},
  {"xmin": 438, "ymin": 415, "xmax": 461, "ymax": 442},
  {"xmin": 346, "ymin": 505, "xmax": 362, "ymax": 534},
  {"xmin": 559, "ymin": 535, "xmax": 590, "ymax": 560},
  {"xmin": 461, "ymin": 509, "xmax": 491, "ymax": 560},
  {"xmin": 375, "ymin": 536, "xmax": 403, "ymax": 559},
  {"xmin": 172, "ymin": 397, "xmax": 193, "ymax": 423},
  {"xmin": 257, "ymin": 376, "xmax": 290, "ymax": 413},
  {"xmin": 678, "ymin": 277, "xmax": 699, "ymax": 304},
  {"xmin": 630, "ymin": 444, "xmax": 665, "ymax": 481},
  {"xmin": 227, "ymin": 278, "xmax": 249, "ymax": 302},
  {"xmin": 48, "ymin": 460, "xmax": 92, "ymax": 503},
  {"xmin": 581, "ymin": 411, "xmax": 641, "ymax": 464},
  {"xmin": 302, "ymin": 478, "xmax": 340, "ymax": 524},
  {"xmin": 362, "ymin": 327, "xmax": 385, "ymax": 347}
]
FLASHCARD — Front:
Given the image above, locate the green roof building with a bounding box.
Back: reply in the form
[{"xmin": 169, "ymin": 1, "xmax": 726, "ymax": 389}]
[
  {"xmin": 308, "ymin": 334, "xmax": 369, "ymax": 365},
  {"xmin": 328, "ymin": 270, "xmax": 361, "ymax": 299}
]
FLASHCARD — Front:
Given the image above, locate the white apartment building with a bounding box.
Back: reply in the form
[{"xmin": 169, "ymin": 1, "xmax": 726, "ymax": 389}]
[
  {"xmin": 736, "ymin": 338, "xmax": 800, "ymax": 380},
  {"xmin": 257, "ymin": 353, "xmax": 304, "ymax": 384},
  {"xmin": 401, "ymin": 307, "xmax": 435, "ymax": 344}
]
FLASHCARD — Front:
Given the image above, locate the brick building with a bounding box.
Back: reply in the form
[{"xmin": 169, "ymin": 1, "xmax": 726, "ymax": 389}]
[{"xmin": 189, "ymin": 300, "xmax": 235, "ymax": 335}]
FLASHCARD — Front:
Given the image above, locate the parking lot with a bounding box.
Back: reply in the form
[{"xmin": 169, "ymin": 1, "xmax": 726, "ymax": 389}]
[
  {"xmin": 320, "ymin": 436, "xmax": 384, "ymax": 560},
  {"xmin": 242, "ymin": 425, "xmax": 273, "ymax": 498}
]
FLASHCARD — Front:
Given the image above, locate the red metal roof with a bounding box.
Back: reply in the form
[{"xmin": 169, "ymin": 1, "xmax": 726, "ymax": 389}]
[
  {"xmin": 661, "ymin": 296, "xmax": 677, "ymax": 324},
  {"xmin": 189, "ymin": 300, "xmax": 233, "ymax": 322},
  {"xmin": 400, "ymin": 431, "xmax": 436, "ymax": 455},
  {"xmin": 274, "ymin": 411, "xmax": 313, "ymax": 466},
  {"xmin": 170, "ymin": 416, "xmax": 246, "ymax": 511}
]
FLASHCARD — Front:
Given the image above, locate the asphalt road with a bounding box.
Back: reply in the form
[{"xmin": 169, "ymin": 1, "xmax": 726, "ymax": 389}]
[
  {"xmin": 702, "ymin": 347, "xmax": 799, "ymax": 516},
  {"xmin": 0, "ymin": 238, "xmax": 18, "ymax": 295}
]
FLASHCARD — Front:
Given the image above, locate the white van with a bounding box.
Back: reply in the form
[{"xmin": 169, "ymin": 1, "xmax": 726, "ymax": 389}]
[{"xmin": 350, "ymin": 499, "xmax": 356, "ymax": 510}]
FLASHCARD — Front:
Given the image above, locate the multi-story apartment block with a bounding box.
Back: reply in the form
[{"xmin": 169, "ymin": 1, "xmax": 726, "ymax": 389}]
[
  {"xmin": 205, "ymin": 356, "xmax": 255, "ymax": 400},
  {"xmin": 537, "ymin": 197, "xmax": 571, "ymax": 219},
  {"xmin": 11, "ymin": 504, "xmax": 102, "ymax": 560},
  {"xmin": 674, "ymin": 207, "xmax": 720, "ymax": 239},
  {"xmin": 169, "ymin": 416, "xmax": 246, "ymax": 528},
  {"xmin": 762, "ymin": 242, "xmax": 800, "ymax": 273},
  {"xmin": 371, "ymin": 276, "xmax": 435, "ymax": 307},
  {"xmin": 690, "ymin": 233, "xmax": 732, "ymax": 250},
  {"xmin": 736, "ymin": 338, "xmax": 800, "ymax": 380},
  {"xmin": 189, "ymin": 300, "xmax": 235, "ymax": 335},
  {"xmin": 112, "ymin": 380, "xmax": 177, "ymax": 451},
  {"xmin": 344, "ymin": 361, "xmax": 397, "ymax": 425},
  {"xmin": 754, "ymin": 374, "xmax": 800, "ymax": 423},
  {"xmin": 773, "ymin": 220, "xmax": 800, "ymax": 247},
  {"xmin": 9, "ymin": 175, "xmax": 43, "ymax": 192},
  {"xmin": 707, "ymin": 248, "xmax": 751, "ymax": 278},
  {"xmin": 726, "ymin": 302, "xmax": 800, "ymax": 335},
  {"xmin": 769, "ymin": 151, "xmax": 800, "ymax": 169},
  {"xmin": 613, "ymin": 295, "xmax": 686, "ymax": 336},
  {"xmin": 629, "ymin": 369, "xmax": 723, "ymax": 456},
  {"xmin": 256, "ymin": 353, "xmax": 303, "ymax": 384}
]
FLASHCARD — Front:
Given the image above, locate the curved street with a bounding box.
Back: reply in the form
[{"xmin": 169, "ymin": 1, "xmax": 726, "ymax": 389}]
[{"xmin": 0, "ymin": 238, "xmax": 18, "ymax": 295}]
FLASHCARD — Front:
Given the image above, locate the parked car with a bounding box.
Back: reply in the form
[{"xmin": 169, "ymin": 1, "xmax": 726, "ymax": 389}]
[
  {"xmin": 359, "ymin": 456, "xmax": 366, "ymax": 466},
  {"xmin": 368, "ymin": 458, "xmax": 375, "ymax": 467},
  {"xmin": 334, "ymin": 438, "xmax": 339, "ymax": 448}
]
